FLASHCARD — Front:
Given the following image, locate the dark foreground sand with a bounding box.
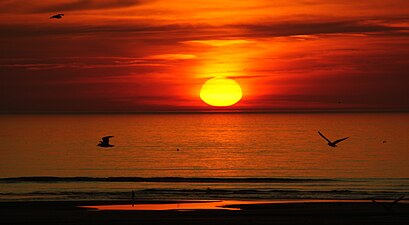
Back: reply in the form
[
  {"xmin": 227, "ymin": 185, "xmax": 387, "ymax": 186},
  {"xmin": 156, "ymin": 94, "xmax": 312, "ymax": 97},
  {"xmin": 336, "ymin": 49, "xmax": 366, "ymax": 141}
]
[{"xmin": 1, "ymin": 200, "xmax": 408, "ymax": 225}]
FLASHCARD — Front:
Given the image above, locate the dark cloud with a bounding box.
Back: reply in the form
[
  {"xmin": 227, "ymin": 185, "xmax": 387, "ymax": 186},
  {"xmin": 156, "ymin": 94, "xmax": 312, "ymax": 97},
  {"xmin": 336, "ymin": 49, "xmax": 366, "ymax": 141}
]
[
  {"xmin": 1, "ymin": 18, "xmax": 407, "ymax": 41},
  {"xmin": 0, "ymin": 0, "xmax": 150, "ymax": 13},
  {"xmin": 0, "ymin": 56, "xmax": 193, "ymax": 70},
  {"xmin": 235, "ymin": 20, "xmax": 408, "ymax": 38},
  {"xmin": 0, "ymin": 23, "xmax": 211, "ymax": 41}
]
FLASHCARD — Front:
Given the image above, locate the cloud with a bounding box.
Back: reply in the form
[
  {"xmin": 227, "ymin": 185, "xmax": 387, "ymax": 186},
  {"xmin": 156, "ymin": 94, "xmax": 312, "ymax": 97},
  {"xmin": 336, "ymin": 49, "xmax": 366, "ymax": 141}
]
[
  {"xmin": 0, "ymin": 0, "xmax": 150, "ymax": 13},
  {"xmin": 146, "ymin": 54, "xmax": 197, "ymax": 60},
  {"xmin": 183, "ymin": 39, "xmax": 253, "ymax": 46},
  {"xmin": 1, "ymin": 17, "xmax": 407, "ymax": 42},
  {"xmin": 0, "ymin": 54, "xmax": 198, "ymax": 71},
  {"xmin": 235, "ymin": 20, "xmax": 408, "ymax": 38},
  {"xmin": 0, "ymin": 23, "xmax": 209, "ymax": 40}
]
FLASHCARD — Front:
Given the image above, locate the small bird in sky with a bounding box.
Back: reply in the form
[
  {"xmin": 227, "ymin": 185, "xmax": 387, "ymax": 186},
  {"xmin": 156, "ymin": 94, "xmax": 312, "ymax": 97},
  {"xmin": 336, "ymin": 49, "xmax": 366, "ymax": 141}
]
[
  {"xmin": 97, "ymin": 136, "xmax": 114, "ymax": 148},
  {"xmin": 50, "ymin": 14, "xmax": 64, "ymax": 19},
  {"xmin": 318, "ymin": 131, "xmax": 349, "ymax": 147}
]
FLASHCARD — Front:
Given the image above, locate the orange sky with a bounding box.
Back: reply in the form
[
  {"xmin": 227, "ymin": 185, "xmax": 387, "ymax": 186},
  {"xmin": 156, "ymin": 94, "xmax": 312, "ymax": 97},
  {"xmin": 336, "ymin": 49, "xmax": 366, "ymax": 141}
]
[{"xmin": 0, "ymin": 0, "xmax": 408, "ymax": 112}]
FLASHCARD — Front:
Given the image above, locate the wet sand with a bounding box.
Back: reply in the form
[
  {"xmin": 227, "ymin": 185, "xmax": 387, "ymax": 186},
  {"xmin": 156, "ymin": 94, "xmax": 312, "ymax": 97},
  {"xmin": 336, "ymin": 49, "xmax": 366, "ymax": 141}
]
[{"xmin": 1, "ymin": 200, "xmax": 408, "ymax": 225}]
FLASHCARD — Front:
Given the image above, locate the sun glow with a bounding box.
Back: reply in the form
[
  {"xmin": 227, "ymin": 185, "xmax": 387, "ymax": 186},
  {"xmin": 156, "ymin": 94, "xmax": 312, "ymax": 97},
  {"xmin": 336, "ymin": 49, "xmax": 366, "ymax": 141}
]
[{"xmin": 200, "ymin": 77, "xmax": 242, "ymax": 107}]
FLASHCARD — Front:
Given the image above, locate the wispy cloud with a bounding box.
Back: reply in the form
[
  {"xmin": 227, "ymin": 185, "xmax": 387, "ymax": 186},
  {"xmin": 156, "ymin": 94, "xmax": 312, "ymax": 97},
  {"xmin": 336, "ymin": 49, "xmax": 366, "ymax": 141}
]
[
  {"xmin": 0, "ymin": 55, "xmax": 197, "ymax": 70},
  {"xmin": 235, "ymin": 20, "xmax": 408, "ymax": 38},
  {"xmin": 1, "ymin": 18, "xmax": 407, "ymax": 41},
  {"xmin": 0, "ymin": 0, "xmax": 151, "ymax": 13},
  {"xmin": 183, "ymin": 39, "xmax": 253, "ymax": 46},
  {"xmin": 146, "ymin": 54, "xmax": 197, "ymax": 60}
]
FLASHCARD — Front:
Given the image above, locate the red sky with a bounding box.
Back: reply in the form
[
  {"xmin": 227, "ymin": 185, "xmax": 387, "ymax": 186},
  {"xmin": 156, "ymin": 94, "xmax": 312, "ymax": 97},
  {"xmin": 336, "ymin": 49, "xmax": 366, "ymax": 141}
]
[{"xmin": 1, "ymin": 0, "xmax": 408, "ymax": 112}]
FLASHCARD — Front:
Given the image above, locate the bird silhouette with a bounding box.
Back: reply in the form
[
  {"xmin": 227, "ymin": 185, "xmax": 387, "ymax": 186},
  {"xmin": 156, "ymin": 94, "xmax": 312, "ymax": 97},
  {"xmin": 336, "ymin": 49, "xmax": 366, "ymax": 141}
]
[
  {"xmin": 50, "ymin": 14, "xmax": 64, "ymax": 19},
  {"xmin": 318, "ymin": 131, "xmax": 348, "ymax": 147},
  {"xmin": 97, "ymin": 136, "xmax": 114, "ymax": 148},
  {"xmin": 372, "ymin": 195, "xmax": 405, "ymax": 211}
]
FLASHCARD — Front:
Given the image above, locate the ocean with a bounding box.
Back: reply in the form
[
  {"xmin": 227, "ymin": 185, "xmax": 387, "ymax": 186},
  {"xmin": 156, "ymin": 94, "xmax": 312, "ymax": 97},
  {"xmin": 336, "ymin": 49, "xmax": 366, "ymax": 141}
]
[{"xmin": 1, "ymin": 113, "xmax": 408, "ymax": 201}]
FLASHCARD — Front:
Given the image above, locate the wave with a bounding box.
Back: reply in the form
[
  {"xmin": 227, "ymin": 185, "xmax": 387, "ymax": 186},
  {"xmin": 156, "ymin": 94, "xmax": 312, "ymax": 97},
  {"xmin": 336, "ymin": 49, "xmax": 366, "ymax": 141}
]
[
  {"xmin": 2, "ymin": 188, "xmax": 406, "ymax": 201},
  {"xmin": 1, "ymin": 177, "xmax": 408, "ymax": 201},
  {"xmin": 0, "ymin": 176, "xmax": 337, "ymax": 183}
]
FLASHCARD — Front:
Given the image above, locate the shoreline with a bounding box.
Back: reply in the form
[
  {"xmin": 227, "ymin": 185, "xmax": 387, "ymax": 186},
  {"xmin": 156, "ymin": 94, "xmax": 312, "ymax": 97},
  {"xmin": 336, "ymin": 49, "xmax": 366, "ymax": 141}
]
[{"xmin": 1, "ymin": 199, "xmax": 408, "ymax": 225}]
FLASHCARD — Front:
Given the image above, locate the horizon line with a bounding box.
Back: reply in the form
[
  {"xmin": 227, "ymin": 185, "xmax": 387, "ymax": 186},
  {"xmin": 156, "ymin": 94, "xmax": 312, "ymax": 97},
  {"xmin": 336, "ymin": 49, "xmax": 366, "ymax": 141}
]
[{"xmin": 1, "ymin": 109, "xmax": 409, "ymax": 115}]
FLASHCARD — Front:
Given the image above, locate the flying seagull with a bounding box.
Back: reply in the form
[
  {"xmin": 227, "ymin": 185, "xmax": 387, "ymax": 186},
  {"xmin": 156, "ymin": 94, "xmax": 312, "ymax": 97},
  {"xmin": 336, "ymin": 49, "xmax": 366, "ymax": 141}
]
[
  {"xmin": 97, "ymin": 136, "xmax": 114, "ymax": 148},
  {"xmin": 50, "ymin": 14, "xmax": 64, "ymax": 19},
  {"xmin": 318, "ymin": 131, "xmax": 349, "ymax": 147},
  {"xmin": 372, "ymin": 195, "xmax": 405, "ymax": 211}
]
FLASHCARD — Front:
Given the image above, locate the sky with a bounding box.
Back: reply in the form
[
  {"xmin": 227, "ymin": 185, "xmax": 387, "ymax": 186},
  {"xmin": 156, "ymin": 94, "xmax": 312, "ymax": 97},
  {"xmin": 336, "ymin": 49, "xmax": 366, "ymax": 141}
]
[{"xmin": 0, "ymin": 0, "xmax": 408, "ymax": 112}]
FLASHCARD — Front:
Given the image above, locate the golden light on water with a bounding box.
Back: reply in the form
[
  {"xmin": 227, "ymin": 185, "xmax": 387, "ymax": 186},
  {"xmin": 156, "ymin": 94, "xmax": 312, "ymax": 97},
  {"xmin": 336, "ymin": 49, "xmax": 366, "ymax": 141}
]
[{"xmin": 200, "ymin": 77, "xmax": 242, "ymax": 107}]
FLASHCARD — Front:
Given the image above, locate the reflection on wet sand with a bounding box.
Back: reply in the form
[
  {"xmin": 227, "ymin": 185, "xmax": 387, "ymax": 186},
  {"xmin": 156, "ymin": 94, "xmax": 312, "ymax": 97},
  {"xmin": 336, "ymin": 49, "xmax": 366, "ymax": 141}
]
[
  {"xmin": 81, "ymin": 200, "xmax": 269, "ymax": 211},
  {"xmin": 80, "ymin": 199, "xmax": 408, "ymax": 211}
]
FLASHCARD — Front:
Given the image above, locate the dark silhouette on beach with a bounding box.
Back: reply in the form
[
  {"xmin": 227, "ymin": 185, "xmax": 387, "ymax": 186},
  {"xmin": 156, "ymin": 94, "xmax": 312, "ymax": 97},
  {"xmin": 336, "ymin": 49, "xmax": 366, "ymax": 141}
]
[
  {"xmin": 372, "ymin": 195, "xmax": 405, "ymax": 211},
  {"xmin": 50, "ymin": 14, "xmax": 64, "ymax": 19},
  {"xmin": 318, "ymin": 131, "xmax": 349, "ymax": 147},
  {"xmin": 97, "ymin": 136, "xmax": 114, "ymax": 148},
  {"xmin": 132, "ymin": 191, "xmax": 135, "ymax": 207}
]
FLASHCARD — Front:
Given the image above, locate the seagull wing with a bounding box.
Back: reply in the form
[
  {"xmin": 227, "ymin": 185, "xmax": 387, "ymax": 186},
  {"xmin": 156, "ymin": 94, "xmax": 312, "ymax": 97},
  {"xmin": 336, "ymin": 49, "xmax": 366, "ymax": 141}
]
[
  {"xmin": 333, "ymin": 137, "xmax": 349, "ymax": 145},
  {"xmin": 102, "ymin": 136, "xmax": 114, "ymax": 143},
  {"xmin": 318, "ymin": 131, "xmax": 331, "ymax": 143}
]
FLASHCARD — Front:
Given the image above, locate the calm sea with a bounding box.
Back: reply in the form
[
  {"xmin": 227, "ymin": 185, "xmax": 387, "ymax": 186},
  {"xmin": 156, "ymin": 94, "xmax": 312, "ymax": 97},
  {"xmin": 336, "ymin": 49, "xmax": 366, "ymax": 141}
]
[{"xmin": 1, "ymin": 113, "xmax": 408, "ymax": 201}]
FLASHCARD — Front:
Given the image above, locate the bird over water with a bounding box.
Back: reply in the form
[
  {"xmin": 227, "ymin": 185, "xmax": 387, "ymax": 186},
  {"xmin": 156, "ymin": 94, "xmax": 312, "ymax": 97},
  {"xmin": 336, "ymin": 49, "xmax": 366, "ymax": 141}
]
[
  {"xmin": 50, "ymin": 14, "xmax": 64, "ymax": 19},
  {"xmin": 318, "ymin": 131, "xmax": 349, "ymax": 147},
  {"xmin": 97, "ymin": 136, "xmax": 114, "ymax": 148}
]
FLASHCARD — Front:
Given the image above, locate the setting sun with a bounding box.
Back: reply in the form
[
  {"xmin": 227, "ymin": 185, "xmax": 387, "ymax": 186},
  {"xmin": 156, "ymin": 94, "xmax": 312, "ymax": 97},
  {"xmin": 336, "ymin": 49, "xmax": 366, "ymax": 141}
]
[
  {"xmin": 200, "ymin": 77, "xmax": 242, "ymax": 107},
  {"xmin": 1, "ymin": 1, "xmax": 409, "ymax": 225}
]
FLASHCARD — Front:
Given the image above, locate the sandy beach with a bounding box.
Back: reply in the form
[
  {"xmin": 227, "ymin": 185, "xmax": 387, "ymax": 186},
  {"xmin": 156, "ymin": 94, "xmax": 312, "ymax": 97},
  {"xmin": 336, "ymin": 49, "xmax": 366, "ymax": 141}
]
[{"xmin": 1, "ymin": 200, "xmax": 408, "ymax": 225}]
